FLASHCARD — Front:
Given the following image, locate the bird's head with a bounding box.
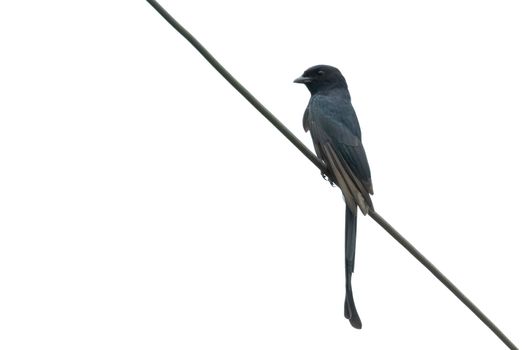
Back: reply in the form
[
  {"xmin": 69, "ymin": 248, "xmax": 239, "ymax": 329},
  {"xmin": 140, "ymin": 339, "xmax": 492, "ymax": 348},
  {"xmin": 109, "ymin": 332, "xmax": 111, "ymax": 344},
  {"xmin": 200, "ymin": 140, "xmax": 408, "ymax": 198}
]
[{"xmin": 294, "ymin": 65, "xmax": 348, "ymax": 94}]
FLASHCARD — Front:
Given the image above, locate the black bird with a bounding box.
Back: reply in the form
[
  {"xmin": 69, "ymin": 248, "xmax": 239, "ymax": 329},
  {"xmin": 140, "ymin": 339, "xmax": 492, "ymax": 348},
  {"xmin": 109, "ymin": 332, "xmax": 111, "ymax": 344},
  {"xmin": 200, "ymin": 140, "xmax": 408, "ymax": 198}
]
[{"xmin": 294, "ymin": 65, "xmax": 373, "ymax": 329}]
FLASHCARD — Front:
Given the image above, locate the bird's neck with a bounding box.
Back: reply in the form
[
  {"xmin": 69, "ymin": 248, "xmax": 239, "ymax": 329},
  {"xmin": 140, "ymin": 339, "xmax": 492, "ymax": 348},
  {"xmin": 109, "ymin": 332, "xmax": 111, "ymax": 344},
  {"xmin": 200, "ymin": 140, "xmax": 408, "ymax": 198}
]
[{"xmin": 311, "ymin": 86, "xmax": 350, "ymax": 99}]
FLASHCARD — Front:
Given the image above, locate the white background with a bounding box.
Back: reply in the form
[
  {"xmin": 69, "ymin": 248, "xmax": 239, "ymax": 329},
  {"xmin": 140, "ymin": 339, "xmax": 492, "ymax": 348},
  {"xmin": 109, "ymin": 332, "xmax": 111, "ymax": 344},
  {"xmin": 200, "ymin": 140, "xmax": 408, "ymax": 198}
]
[{"xmin": 1, "ymin": 1, "xmax": 523, "ymax": 349}]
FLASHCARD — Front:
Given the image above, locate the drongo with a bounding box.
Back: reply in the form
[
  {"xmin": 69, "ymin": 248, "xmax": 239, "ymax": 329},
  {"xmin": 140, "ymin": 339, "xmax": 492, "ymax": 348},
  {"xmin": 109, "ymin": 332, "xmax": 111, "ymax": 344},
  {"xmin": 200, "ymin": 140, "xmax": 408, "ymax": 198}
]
[{"xmin": 295, "ymin": 65, "xmax": 373, "ymax": 329}]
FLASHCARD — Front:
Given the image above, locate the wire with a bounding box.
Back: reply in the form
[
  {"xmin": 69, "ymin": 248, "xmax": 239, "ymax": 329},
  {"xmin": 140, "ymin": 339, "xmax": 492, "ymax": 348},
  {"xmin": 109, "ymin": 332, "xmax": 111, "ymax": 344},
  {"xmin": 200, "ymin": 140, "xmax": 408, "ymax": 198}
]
[
  {"xmin": 144, "ymin": 0, "xmax": 325, "ymax": 172},
  {"xmin": 145, "ymin": 1, "xmax": 518, "ymax": 349},
  {"xmin": 369, "ymin": 210, "xmax": 518, "ymax": 350}
]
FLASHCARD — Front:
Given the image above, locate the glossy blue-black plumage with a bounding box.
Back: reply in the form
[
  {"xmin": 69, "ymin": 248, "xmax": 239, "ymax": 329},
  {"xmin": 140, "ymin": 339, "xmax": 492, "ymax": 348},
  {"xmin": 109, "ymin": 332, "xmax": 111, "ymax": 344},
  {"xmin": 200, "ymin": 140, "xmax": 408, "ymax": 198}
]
[{"xmin": 295, "ymin": 65, "xmax": 373, "ymax": 329}]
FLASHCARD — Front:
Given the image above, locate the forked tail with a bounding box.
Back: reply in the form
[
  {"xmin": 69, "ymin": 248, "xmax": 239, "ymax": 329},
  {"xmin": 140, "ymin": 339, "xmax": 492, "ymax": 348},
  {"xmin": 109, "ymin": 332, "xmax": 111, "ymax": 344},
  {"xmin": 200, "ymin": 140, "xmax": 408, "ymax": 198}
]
[{"xmin": 344, "ymin": 205, "xmax": 362, "ymax": 329}]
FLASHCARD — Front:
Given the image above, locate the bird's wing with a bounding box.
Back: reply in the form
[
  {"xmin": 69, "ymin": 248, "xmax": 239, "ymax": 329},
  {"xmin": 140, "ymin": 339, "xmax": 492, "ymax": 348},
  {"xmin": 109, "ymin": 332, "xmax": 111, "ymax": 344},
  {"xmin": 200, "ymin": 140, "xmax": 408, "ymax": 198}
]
[{"xmin": 306, "ymin": 100, "xmax": 373, "ymax": 214}]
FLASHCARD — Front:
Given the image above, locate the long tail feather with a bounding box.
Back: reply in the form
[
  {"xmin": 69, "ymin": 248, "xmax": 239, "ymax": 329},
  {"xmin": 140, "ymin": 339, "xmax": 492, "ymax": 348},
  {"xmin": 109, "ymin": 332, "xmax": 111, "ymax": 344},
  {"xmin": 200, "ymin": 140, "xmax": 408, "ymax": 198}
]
[{"xmin": 344, "ymin": 205, "xmax": 362, "ymax": 329}]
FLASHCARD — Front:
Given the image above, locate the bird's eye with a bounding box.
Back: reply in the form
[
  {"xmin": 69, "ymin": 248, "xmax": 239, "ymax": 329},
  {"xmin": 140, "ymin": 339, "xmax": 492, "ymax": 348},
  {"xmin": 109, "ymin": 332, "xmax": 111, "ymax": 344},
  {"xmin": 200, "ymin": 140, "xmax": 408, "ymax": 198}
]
[{"xmin": 317, "ymin": 70, "xmax": 325, "ymax": 75}]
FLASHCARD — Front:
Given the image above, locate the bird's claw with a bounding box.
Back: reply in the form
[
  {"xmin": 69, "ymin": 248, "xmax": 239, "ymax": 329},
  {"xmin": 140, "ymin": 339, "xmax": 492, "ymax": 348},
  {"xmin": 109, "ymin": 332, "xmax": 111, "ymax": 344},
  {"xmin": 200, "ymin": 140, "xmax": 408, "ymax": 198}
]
[{"xmin": 321, "ymin": 172, "xmax": 336, "ymax": 186}]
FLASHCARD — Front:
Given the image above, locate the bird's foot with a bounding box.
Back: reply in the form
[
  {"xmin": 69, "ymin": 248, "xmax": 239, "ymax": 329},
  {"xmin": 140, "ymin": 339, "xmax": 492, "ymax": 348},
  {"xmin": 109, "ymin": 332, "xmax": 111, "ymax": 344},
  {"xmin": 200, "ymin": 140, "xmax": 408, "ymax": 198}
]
[{"xmin": 322, "ymin": 172, "xmax": 336, "ymax": 186}]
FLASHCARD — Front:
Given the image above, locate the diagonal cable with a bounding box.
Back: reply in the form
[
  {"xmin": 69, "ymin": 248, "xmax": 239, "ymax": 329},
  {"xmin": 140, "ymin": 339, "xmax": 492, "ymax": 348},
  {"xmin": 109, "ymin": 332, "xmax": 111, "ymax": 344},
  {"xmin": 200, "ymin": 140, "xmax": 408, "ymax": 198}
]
[{"xmin": 145, "ymin": 1, "xmax": 518, "ymax": 349}]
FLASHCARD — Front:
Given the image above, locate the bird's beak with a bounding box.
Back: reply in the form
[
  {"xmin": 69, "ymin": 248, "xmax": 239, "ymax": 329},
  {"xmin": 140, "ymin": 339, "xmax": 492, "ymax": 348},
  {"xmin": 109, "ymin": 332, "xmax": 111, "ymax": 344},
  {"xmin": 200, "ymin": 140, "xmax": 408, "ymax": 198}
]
[{"xmin": 294, "ymin": 75, "xmax": 311, "ymax": 84}]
